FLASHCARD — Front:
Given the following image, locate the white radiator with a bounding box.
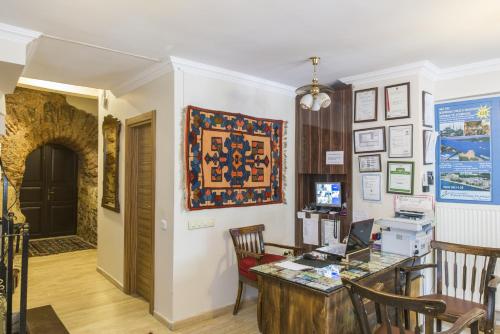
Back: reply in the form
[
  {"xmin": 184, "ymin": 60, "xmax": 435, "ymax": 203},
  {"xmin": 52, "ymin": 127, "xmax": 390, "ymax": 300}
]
[{"xmin": 435, "ymin": 202, "xmax": 500, "ymax": 311}]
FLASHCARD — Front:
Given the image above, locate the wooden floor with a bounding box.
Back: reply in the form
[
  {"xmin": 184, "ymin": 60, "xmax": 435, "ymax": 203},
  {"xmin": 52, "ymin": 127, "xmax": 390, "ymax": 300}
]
[
  {"xmin": 13, "ymin": 249, "xmax": 500, "ymax": 334},
  {"xmin": 14, "ymin": 249, "xmax": 259, "ymax": 334}
]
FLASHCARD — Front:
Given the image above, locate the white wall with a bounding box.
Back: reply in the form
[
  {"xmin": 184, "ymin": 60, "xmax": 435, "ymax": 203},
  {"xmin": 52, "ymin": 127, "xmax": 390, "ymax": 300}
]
[
  {"xmin": 434, "ymin": 70, "xmax": 500, "ymax": 223},
  {"xmin": 97, "ymin": 72, "xmax": 175, "ymax": 318},
  {"xmin": 433, "ymin": 70, "xmax": 500, "ymax": 311},
  {"xmin": 170, "ymin": 67, "xmax": 295, "ymax": 322},
  {"xmin": 96, "ymin": 62, "xmax": 295, "ymax": 323},
  {"xmin": 352, "ymin": 74, "xmax": 434, "ymax": 221}
]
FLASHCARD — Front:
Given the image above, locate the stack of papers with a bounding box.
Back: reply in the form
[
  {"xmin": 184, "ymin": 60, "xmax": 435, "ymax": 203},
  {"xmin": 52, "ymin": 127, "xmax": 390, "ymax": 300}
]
[{"xmin": 275, "ymin": 261, "xmax": 312, "ymax": 271}]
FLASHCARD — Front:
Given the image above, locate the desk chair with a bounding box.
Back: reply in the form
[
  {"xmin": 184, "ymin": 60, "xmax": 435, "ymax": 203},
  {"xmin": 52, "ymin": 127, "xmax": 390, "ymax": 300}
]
[
  {"xmin": 397, "ymin": 241, "xmax": 500, "ymax": 334},
  {"xmin": 342, "ymin": 278, "xmax": 485, "ymax": 334},
  {"xmin": 229, "ymin": 224, "xmax": 302, "ymax": 315}
]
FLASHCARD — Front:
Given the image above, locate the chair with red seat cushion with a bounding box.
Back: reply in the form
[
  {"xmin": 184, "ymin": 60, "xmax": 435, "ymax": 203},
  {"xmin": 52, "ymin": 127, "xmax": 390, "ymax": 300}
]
[{"xmin": 229, "ymin": 224, "xmax": 303, "ymax": 315}]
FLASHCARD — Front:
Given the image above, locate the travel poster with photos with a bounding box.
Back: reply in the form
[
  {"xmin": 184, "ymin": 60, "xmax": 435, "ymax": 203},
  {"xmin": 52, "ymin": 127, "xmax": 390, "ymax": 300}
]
[{"xmin": 436, "ymin": 96, "xmax": 500, "ymax": 204}]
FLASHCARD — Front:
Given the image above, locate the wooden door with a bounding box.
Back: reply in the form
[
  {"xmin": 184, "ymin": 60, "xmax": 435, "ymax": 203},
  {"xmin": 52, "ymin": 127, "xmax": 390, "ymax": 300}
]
[
  {"xmin": 20, "ymin": 144, "xmax": 78, "ymax": 238},
  {"xmin": 124, "ymin": 111, "xmax": 155, "ymax": 314},
  {"xmin": 135, "ymin": 124, "xmax": 153, "ymax": 301}
]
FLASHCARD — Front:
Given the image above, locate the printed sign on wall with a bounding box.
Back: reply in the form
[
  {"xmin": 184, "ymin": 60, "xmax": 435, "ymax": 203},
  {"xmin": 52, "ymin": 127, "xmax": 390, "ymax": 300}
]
[{"xmin": 436, "ymin": 96, "xmax": 500, "ymax": 204}]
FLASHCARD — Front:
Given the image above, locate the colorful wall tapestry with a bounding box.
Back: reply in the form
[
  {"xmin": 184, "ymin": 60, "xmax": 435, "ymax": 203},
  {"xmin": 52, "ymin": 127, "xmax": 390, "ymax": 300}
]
[{"xmin": 185, "ymin": 106, "xmax": 285, "ymax": 210}]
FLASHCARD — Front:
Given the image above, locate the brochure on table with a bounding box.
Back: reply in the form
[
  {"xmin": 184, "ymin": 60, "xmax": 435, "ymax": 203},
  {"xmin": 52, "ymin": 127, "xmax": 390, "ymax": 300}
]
[{"xmin": 435, "ymin": 96, "xmax": 500, "ymax": 204}]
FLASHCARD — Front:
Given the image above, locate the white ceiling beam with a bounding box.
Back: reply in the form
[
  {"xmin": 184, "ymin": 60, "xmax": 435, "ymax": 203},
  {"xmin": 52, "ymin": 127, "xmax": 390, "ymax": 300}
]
[{"xmin": 0, "ymin": 23, "xmax": 41, "ymax": 93}]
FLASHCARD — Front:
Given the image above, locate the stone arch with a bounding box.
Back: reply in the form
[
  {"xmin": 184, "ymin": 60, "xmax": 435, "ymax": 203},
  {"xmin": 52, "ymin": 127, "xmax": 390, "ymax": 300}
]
[{"xmin": 1, "ymin": 87, "xmax": 98, "ymax": 244}]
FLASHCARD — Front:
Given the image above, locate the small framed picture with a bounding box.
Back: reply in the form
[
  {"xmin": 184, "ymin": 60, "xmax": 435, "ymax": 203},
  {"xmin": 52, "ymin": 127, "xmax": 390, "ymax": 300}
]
[
  {"xmin": 354, "ymin": 88, "xmax": 377, "ymax": 123},
  {"xmin": 387, "ymin": 161, "xmax": 414, "ymax": 195},
  {"xmin": 358, "ymin": 154, "xmax": 382, "ymax": 173},
  {"xmin": 353, "ymin": 127, "xmax": 386, "ymax": 154},
  {"xmin": 362, "ymin": 173, "xmax": 382, "ymax": 202},
  {"xmin": 388, "ymin": 124, "xmax": 413, "ymax": 158},
  {"xmin": 385, "ymin": 82, "xmax": 410, "ymax": 120},
  {"xmin": 422, "ymin": 91, "xmax": 434, "ymax": 128},
  {"xmin": 423, "ymin": 130, "xmax": 436, "ymax": 165}
]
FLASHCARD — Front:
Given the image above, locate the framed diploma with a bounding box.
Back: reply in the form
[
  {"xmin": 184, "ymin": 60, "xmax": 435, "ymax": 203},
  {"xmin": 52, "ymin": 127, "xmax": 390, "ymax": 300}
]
[
  {"xmin": 423, "ymin": 130, "xmax": 436, "ymax": 165},
  {"xmin": 422, "ymin": 91, "xmax": 434, "ymax": 128},
  {"xmin": 385, "ymin": 82, "xmax": 410, "ymax": 120},
  {"xmin": 353, "ymin": 127, "xmax": 386, "ymax": 154},
  {"xmin": 387, "ymin": 161, "xmax": 414, "ymax": 195},
  {"xmin": 362, "ymin": 173, "xmax": 381, "ymax": 201},
  {"xmin": 358, "ymin": 154, "xmax": 381, "ymax": 173},
  {"xmin": 354, "ymin": 88, "xmax": 377, "ymax": 123},
  {"xmin": 388, "ymin": 124, "xmax": 413, "ymax": 158}
]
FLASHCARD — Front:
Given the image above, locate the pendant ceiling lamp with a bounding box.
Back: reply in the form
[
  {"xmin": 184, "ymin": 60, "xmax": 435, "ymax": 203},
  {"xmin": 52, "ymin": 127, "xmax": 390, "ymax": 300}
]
[{"xmin": 295, "ymin": 56, "xmax": 332, "ymax": 111}]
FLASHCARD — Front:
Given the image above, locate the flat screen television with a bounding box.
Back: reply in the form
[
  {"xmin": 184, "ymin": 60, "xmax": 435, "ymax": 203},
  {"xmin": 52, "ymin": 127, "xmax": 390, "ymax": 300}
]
[{"xmin": 315, "ymin": 182, "xmax": 342, "ymax": 208}]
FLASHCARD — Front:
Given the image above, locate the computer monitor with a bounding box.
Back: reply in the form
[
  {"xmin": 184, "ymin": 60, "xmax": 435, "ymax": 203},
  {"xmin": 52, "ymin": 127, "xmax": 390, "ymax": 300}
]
[
  {"xmin": 315, "ymin": 182, "xmax": 342, "ymax": 208},
  {"xmin": 346, "ymin": 219, "xmax": 374, "ymax": 254}
]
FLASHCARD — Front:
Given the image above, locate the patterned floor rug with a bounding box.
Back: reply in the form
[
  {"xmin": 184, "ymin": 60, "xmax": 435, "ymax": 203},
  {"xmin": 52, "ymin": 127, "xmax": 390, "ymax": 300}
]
[{"xmin": 29, "ymin": 236, "xmax": 96, "ymax": 257}]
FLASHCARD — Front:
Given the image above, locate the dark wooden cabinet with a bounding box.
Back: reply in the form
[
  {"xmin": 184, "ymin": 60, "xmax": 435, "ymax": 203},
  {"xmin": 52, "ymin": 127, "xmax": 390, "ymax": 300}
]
[
  {"xmin": 295, "ymin": 86, "xmax": 353, "ymax": 246},
  {"xmin": 296, "ymin": 88, "xmax": 351, "ymax": 175}
]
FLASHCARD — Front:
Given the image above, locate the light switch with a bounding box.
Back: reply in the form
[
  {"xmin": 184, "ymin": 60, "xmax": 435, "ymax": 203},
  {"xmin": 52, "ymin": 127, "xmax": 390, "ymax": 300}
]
[{"xmin": 160, "ymin": 219, "xmax": 167, "ymax": 231}]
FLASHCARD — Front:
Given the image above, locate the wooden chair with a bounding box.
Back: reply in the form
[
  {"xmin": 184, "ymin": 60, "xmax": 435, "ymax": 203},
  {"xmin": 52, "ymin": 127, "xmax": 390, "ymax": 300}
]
[
  {"xmin": 397, "ymin": 240, "xmax": 500, "ymax": 334},
  {"xmin": 342, "ymin": 278, "xmax": 485, "ymax": 334},
  {"xmin": 229, "ymin": 224, "xmax": 302, "ymax": 315}
]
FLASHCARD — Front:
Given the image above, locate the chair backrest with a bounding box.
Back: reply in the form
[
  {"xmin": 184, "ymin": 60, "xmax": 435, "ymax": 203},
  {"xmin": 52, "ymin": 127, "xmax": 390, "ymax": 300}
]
[
  {"xmin": 342, "ymin": 278, "xmax": 446, "ymax": 334},
  {"xmin": 229, "ymin": 224, "xmax": 266, "ymax": 260},
  {"xmin": 432, "ymin": 240, "xmax": 500, "ymax": 305}
]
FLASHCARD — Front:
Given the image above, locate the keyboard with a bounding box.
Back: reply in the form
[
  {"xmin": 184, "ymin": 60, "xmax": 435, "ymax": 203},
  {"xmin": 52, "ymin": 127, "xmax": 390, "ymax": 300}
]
[{"xmin": 294, "ymin": 258, "xmax": 331, "ymax": 268}]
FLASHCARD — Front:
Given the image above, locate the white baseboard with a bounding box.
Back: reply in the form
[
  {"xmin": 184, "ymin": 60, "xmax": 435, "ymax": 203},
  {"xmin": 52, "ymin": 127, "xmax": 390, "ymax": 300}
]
[{"xmin": 96, "ymin": 266, "xmax": 123, "ymax": 291}]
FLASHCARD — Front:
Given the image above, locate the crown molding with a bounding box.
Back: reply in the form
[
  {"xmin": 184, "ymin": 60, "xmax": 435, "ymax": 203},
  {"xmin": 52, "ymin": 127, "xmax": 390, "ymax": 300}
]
[
  {"xmin": 110, "ymin": 59, "xmax": 173, "ymax": 97},
  {"xmin": 170, "ymin": 56, "xmax": 296, "ymax": 97},
  {"xmin": 438, "ymin": 58, "xmax": 500, "ymax": 81},
  {"xmin": 0, "ymin": 23, "xmax": 41, "ymax": 44},
  {"xmin": 341, "ymin": 58, "xmax": 500, "ymax": 86},
  {"xmin": 340, "ymin": 61, "xmax": 439, "ymax": 86},
  {"xmin": 110, "ymin": 55, "xmax": 296, "ymax": 98}
]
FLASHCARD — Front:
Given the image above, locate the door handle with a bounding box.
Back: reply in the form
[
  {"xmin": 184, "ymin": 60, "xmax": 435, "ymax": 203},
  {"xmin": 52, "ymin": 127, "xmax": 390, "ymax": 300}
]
[{"xmin": 48, "ymin": 189, "xmax": 55, "ymax": 201}]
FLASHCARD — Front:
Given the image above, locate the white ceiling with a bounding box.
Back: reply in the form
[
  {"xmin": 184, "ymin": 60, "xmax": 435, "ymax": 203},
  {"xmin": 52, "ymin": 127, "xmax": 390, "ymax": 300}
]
[{"xmin": 2, "ymin": 0, "xmax": 500, "ymax": 89}]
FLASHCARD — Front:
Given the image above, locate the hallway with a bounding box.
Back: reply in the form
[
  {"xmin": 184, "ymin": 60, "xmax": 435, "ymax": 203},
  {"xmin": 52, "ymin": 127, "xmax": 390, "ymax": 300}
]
[{"xmin": 14, "ymin": 250, "xmax": 259, "ymax": 334}]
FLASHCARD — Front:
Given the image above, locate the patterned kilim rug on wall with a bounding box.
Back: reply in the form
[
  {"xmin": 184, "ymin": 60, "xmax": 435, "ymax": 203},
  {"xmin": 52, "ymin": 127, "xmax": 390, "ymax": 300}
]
[
  {"xmin": 29, "ymin": 236, "xmax": 96, "ymax": 257},
  {"xmin": 185, "ymin": 105, "xmax": 285, "ymax": 210}
]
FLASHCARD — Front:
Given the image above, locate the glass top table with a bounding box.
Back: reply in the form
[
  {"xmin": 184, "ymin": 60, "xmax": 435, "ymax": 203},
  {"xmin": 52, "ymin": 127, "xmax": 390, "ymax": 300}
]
[{"xmin": 250, "ymin": 250, "xmax": 410, "ymax": 294}]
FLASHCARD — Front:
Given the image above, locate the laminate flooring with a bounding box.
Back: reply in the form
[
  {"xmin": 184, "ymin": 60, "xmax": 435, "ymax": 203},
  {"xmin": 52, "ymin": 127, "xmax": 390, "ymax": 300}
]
[
  {"xmin": 13, "ymin": 249, "xmax": 259, "ymax": 334},
  {"xmin": 12, "ymin": 249, "xmax": 500, "ymax": 334}
]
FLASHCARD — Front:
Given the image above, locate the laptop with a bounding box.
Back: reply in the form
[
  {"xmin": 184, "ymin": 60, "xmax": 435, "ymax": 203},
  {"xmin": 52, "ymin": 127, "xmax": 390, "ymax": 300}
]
[{"xmin": 315, "ymin": 219, "xmax": 374, "ymax": 258}]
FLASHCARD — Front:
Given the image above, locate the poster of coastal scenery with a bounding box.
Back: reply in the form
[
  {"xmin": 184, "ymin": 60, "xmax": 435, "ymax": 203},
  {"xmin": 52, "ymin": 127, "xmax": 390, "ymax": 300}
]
[{"xmin": 436, "ymin": 96, "xmax": 500, "ymax": 203}]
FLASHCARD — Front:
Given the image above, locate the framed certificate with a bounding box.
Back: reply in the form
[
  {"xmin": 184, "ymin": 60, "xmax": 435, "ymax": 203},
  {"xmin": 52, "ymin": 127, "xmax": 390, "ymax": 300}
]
[
  {"xmin": 353, "ymin": 127, "xmax": 386, "ymax": 154},
  {"xmin": 422, "ymin": 91, "xmax": 434, "ymax": 128},
  {"xmin": 362, "ymin": 173, "xmax": 381, "ymax": 201},
  {"xmin": 354, "ymin": 88, "xmax": 377, "ymax": 123},
  {"xmin": 385, "ymin": 82, "xmax": 410, "ymax": 120},
  {"xmin": 423, "ymin": 130, "xmax": 436, "ymax": 165},
  {"xmin": 388, "ymin": 124, "xmax": 413, "ymax": 158},
  {"xmin": 358, "ymin": 154, "xmax": 381, "ymax": 173},
  {"xmin": 387, "ymin": 161, "xmax": 414, "ymax": 195}
]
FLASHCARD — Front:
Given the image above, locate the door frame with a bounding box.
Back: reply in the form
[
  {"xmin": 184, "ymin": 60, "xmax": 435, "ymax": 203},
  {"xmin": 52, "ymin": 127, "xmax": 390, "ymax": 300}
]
[{"xmin": 123, "ymin": 110, "xmax": 156, "ymax": 314}]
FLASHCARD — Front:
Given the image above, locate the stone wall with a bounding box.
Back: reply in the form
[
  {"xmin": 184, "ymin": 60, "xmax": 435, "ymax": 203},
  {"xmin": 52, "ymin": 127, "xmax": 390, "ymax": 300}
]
[{"xmin": 2, "ymin": 87, "xmax": 98, "ymax": 244}]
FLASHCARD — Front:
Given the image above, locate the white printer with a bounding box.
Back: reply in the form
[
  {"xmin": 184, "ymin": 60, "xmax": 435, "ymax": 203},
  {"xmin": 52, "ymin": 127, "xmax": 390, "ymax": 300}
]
[{"xmin": 376, "ymin": 196, "xmax": 434, "ymax": 257}]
